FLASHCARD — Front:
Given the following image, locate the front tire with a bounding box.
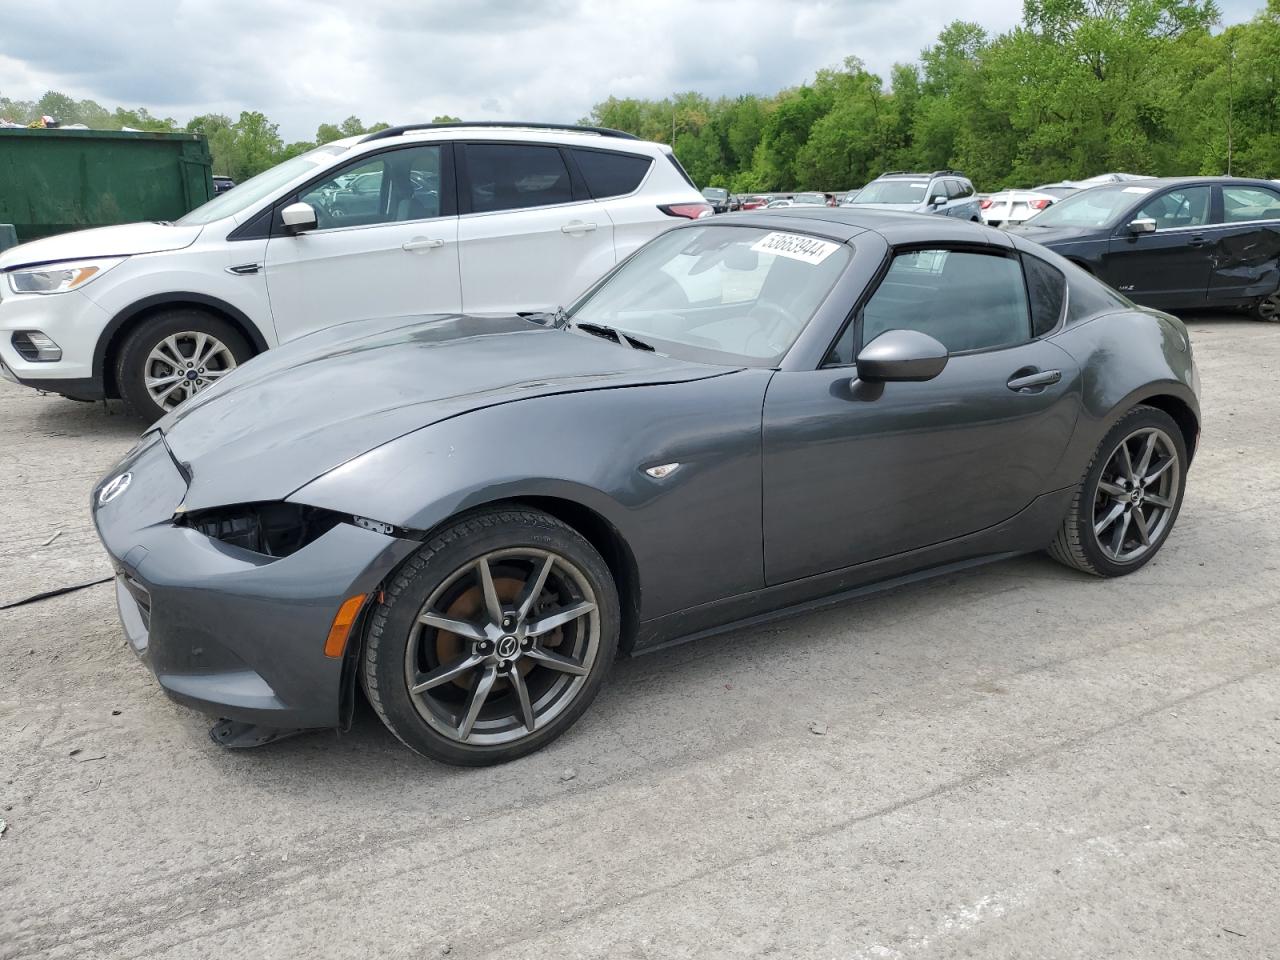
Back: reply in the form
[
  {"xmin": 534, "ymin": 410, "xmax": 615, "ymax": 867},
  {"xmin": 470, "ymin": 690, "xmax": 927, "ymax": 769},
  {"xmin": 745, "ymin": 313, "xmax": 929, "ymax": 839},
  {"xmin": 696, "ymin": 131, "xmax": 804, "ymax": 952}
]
[
  {"xmin": 363, "ymin": 507, "xmax": 620, "ymax": 766},
  {"xmin": 1048, "ymin": 405, "xmax": 1188, "ymax": 577},
  {"xmin": 115, "ymin": 309, "xmax": 252, "ymax": 422}
]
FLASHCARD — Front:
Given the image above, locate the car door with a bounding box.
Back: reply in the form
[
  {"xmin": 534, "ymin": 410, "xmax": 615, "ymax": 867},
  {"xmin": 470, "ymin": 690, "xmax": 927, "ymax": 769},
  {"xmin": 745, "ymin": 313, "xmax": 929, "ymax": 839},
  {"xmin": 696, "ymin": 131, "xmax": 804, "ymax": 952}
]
[
  {"xmin": 456, "ymin": 141, "xmax": 616, "ymax": 314},
  {"xmin": 1101, "ymin": 184, "xmax": 1213, "ymax": 309},
  {"xmin": 263, "ymin": 143, "xmax": 460, "ymax": 344},
  {"xmin": 761, "ymin": 245, "xmax": 1080, "ymax": 585},
  {"xmin": 949, "ymin": 179, "xmax": 980, "ymax": 220},
  {"xmin": 1206, "ymin": 183, "xmax": 1280, "ymax": 304}
]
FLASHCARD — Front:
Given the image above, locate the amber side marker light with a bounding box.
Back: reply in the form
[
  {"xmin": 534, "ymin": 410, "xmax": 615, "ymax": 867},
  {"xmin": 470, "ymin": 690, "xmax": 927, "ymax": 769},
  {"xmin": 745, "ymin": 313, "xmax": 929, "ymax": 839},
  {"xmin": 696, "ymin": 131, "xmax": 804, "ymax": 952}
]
[{"xmin": 324, "ymin": 594, "xmax": 368, "ymax": 658}]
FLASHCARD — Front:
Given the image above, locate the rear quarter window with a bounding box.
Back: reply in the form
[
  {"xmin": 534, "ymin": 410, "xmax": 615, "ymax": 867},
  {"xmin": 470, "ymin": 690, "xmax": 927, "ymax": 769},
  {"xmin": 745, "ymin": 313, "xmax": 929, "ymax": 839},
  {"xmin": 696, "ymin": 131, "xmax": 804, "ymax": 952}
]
[
  {"xmin": 571, "ymin": 149, "xmax": 653, "ymax": 198},
  {"xmin": 1066, "ymin": 269, "xmax": 1131, "ymax": 323},
  {"xmin": 1022, "ymin": 254, "xmax": 1067, "ymax": 336}
]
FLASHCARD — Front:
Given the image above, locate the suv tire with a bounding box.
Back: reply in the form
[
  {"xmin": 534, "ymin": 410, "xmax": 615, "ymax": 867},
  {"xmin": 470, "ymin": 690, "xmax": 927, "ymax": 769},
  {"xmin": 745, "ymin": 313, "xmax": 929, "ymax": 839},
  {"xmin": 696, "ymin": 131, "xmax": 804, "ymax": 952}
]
[{"xmin": 115, "ymin": 309, "xmax": 253, "ymax": 422}]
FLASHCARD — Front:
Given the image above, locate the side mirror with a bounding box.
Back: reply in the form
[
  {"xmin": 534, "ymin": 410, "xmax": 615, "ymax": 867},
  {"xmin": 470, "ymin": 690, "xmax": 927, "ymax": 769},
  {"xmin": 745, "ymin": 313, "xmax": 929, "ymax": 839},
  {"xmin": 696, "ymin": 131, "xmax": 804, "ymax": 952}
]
[
  {"xmin": 928, "ymin": 194, "xmax": 947, "ymax": 206},
  {"xmin": 855, "ymin": 329, "xmax": 949, "ymax": 383},
  {"xmin": 281, "ymin": 201, "xmax": 318, "ymax": 235},
  {"xmin": 1127, "ymin": 217, "xmax": 1157, "ymax": 235}
]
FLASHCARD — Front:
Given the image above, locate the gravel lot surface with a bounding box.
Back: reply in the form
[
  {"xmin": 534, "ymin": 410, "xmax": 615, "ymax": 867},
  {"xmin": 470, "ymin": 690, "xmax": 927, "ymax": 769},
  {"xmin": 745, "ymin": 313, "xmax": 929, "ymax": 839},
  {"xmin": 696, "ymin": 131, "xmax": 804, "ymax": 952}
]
[{"xmin": 2, "ymin": 316, "xmax": 1278, "ymax": 959}]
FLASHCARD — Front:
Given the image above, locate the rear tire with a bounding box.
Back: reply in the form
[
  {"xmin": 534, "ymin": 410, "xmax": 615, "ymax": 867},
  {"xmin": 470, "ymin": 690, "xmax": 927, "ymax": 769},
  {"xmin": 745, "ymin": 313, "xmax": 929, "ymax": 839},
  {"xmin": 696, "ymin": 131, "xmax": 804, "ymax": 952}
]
[
  {"xmin": 115, "ymin": 309, "xmax": 252, "ymax": 423},
  {"xmin": 1252, "ymin": 291, "xmax": 1280, "ymax": 322},
  {"xmin": 1048, "ymin": 405, "xmax": 1187, "ymax": 577},
  {"xmin": 363, "ymin": 506, "xmax": 620, "ymax": 766}
]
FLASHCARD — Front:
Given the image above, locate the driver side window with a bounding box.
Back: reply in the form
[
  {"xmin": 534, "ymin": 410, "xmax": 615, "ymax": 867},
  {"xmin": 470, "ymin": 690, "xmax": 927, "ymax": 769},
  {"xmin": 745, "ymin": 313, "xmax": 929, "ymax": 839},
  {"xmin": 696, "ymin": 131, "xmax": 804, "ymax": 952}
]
[
  {"xmin": 1136, "ymin": 186, "xmax": 1211, "ymax": 230},
  {"xmin": 824, "ymin": 248, "xmax": 1032, "ymax": 365},
  {"xmin": 296, "ymin": 145, "xmax": 444, "ymax": 230}
]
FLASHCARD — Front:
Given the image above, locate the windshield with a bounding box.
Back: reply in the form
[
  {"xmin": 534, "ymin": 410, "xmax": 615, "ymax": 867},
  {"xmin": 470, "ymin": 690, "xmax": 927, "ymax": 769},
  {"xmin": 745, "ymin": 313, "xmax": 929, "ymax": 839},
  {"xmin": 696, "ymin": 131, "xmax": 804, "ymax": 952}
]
[
  {"xmin": 569, "ymin": 224, "xmax": 851, "ymax": 366},
  {"xmin": 850, "ymin": 179, "xmax": 929, "ymax": 204},
  {"xmin": 1027, "ymin": 184, "xmax": 1151, "ymax": 228},
  {"xmin": 177, "ymin": 144, "xmax": 351, "ymax": 225},
  {"xmin": 701, "ymin": 188, "xmax": 728, "ymax": 201},
  {"xmin": 793, "ymin": 193, "xmax": 827, "ymax": 204}
]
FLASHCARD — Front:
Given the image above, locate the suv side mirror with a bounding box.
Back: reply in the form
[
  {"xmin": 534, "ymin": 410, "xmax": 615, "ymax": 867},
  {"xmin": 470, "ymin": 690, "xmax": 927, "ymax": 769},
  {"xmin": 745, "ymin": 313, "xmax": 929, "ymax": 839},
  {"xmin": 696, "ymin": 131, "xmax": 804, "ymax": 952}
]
[
  {"xmin": 928, "ymin": 193, "xmax": 947, "ymax": 206},
  {"xmin": 281, "ymin": 201, "xmax": 318, "ymax": 235},
  {"xmin": 1127, "ymin": 217, "xmax": 1157, "ymax": 235},
  {"xmin": 855, "ymin": 329, "xmax": 949, "ymax": 383}
]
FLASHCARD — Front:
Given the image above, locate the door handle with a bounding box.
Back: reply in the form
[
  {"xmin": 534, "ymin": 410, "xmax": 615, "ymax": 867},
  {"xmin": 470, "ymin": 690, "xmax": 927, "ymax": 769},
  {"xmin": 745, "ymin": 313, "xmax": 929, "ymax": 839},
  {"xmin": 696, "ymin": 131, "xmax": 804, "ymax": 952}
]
[
  {"xmin": 402, "ymin": 238, "xmax": 446, "ymax": 252},
  {"xmin": 1187, "ymin": 236, "xmax": 1208, "ymax": 247},
  {"xmin": 561, "ymin": 221, "xmax": 598, "ymax": 234},
  {"xmin": 1007, "ymin": 368, "xmax": 1062, "ymax": 392}
]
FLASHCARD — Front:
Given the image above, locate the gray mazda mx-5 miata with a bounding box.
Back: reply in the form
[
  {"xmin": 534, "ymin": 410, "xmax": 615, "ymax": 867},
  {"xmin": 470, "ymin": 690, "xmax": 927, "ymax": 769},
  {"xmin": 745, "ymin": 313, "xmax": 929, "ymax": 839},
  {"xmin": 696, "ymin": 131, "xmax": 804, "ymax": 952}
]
[{"xmin": 92, "ymin": 209, "xmax": 1201, "ymax": 765}]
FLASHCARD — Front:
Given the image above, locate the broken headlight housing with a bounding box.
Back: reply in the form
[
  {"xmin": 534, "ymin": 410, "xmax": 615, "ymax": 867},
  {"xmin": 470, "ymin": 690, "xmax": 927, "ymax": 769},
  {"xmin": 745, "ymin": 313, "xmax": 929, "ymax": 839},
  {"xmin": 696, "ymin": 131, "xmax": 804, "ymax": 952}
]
[{"xmin": 179, "ymin": 502, "xmax": 346, "ymax": 558}]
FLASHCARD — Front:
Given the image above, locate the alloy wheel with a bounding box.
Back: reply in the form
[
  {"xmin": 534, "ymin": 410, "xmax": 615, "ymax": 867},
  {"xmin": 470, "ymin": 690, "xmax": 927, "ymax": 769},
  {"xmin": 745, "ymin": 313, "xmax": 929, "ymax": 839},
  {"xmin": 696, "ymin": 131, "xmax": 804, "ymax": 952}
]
[
  {"xmin": 405, "ymin": 548, "xmax": 600, "ymax": 746},
  {"xmin": 1091, "ymin": 426, "xmax": 1181, "ymax": 564},
  {"xmin": 144, "ymin": 331, "xmax": 238, "ymax": 411}
]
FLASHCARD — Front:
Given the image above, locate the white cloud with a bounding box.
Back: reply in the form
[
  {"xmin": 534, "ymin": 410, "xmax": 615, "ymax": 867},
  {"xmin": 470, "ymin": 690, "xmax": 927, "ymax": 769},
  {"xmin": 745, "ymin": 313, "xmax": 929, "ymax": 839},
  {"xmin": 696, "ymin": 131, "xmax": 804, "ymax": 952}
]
[{"xmin": 0, "ymin": 0, "xmax": 1264, "ymax": 141}]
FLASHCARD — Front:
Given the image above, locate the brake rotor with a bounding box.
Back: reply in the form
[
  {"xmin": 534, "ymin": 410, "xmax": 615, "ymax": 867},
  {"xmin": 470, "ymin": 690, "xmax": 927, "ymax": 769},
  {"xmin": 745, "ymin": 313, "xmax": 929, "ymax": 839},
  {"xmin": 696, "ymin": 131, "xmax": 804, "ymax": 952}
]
[{"xmin": 435, "ymin": 574, "xmax": 564, "ymax": 690}]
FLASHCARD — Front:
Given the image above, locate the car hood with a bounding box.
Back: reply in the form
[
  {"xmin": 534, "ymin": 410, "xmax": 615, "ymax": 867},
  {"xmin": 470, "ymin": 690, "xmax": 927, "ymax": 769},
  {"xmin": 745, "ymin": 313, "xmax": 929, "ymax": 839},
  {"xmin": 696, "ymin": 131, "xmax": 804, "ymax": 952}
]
[
  {"xmin": 0, "ymin": 221, "xmax": 203, "ymax": 270},
  {"xmin": 159, "ymin": 314, "xmax": 735, "ymax": 510}
]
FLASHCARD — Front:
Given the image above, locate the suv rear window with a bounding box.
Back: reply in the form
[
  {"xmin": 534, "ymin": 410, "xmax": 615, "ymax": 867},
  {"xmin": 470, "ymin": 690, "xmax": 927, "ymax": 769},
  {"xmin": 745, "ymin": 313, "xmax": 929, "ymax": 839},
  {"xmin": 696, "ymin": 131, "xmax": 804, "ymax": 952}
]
[
  {"xmin": 465, "ymin": 143, "xmax": 573, "ymax": 213},
  {"xmin": 571, "ymin": 149, "xmax": 652, "ymax": 198}
]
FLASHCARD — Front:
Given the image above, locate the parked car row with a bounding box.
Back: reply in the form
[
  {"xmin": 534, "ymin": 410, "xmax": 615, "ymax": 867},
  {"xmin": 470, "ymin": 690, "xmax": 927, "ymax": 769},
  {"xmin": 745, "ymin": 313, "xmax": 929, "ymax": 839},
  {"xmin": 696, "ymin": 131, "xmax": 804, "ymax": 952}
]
[
  {"xmin": 980, "ymin": 173, "xmax": 1153, "ymax": 227},
  {"xmin": 686, "ymin": 168, "xmax": 1280, "ymax": 321},
  {"xmin": 2, "ymin": 126, "xmax": 1277, "ymax": 436}
]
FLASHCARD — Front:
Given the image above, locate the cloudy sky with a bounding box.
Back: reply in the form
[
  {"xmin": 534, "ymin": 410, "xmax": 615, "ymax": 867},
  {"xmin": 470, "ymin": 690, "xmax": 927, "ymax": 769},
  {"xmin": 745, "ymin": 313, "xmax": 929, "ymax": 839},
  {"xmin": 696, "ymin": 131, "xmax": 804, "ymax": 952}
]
[{"xmin": 0, "ymin": 0, "xmax": 1263, "ymax": 141}]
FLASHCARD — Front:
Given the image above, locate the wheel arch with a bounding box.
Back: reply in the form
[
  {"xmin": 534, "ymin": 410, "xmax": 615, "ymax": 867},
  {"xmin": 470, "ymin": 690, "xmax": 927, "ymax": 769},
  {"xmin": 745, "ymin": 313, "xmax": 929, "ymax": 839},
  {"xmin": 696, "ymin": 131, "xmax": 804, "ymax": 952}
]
[
  {"xmin": 96, "ymin": 293, "xmax": 270, "ymax": 398},
  {"xmin": 1135, "ymin": 392, "xmax": 1200, "ymax": 465},
  {"xmin": 501, "ymin": 495, "xmax": 642, "ymax": 656}
]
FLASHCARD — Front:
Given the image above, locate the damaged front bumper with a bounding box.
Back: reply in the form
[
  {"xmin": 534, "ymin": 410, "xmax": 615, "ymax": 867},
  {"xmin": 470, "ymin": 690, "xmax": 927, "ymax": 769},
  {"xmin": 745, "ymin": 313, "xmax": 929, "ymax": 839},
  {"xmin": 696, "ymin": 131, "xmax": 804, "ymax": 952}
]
[{"xmin": 91, "ymin": 432, "xmax": 419, "ymax": 733}]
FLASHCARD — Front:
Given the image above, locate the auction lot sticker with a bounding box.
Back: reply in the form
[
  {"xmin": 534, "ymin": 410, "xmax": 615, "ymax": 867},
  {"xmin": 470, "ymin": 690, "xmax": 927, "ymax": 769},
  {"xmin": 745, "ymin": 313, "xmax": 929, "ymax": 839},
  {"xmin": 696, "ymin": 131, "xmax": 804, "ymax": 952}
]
[{"xmin": 750, "ymin": 232, "xmax": 841, "ymax": 265}]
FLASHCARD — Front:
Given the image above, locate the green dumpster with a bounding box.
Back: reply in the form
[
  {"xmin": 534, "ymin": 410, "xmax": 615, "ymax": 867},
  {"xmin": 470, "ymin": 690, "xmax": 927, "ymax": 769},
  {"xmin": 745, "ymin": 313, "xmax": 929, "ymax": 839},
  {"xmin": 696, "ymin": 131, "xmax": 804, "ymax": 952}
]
[{"xmin": 0, "ymin": 128, "xmax": 213, "ymax": 243}]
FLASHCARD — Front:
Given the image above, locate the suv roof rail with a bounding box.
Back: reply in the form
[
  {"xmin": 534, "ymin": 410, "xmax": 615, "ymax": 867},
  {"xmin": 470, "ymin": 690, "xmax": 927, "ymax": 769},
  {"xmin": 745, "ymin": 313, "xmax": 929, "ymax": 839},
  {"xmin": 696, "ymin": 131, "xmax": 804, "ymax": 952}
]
[
  {"xmin": 930, "ymin": 169, "xmax": 965, "ymax": 178},
  {"xmin": 360, "ymin": 121, "xmax": 640, "ymax": 143}
]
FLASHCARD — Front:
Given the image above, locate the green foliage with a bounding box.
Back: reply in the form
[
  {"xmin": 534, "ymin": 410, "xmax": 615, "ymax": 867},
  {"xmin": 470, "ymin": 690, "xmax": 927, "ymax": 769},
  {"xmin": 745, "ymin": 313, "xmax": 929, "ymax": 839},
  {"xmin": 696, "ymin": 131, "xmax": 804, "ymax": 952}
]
[
  {"xmin": 3, "ymin": 1, "xmax": 1277, "ymax": 189},
  {"xmin": 584, "ymin": 0, "xmax": 1273, "ymax": 191}
]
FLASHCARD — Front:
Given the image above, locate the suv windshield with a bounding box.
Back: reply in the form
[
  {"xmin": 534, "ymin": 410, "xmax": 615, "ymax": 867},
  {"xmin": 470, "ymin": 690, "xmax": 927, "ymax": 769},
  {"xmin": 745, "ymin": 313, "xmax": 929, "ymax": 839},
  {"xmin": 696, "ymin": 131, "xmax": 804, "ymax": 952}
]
[
  {"xmin": 1027, "ymin": 184, "xmax": 1152, "ymax": 228},
  {"xmin": 177, "ymin": 144, "xmax": 351, "ymax": 225},
  {"xmin": 569, "ymin": 224, "xmax": 851, "ymax": 366},
  {"xmin": 793, "ymin": 193, "xmax": 827, "ymax": 204},
  {"xmin": 702, "ymin": 188, "xmax": 728, "ymax": 201},
  {"xmin": 851, "ymin": 179, "xmax": 930, "ymax": 204}
]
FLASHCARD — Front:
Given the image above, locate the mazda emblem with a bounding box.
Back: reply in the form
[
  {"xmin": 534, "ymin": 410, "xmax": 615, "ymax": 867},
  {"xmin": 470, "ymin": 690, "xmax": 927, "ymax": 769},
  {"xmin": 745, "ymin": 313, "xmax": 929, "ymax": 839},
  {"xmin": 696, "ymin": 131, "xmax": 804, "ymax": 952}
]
[{"xmin": 98, "ymin": 472, "xmax": 132, "ymax": 505}]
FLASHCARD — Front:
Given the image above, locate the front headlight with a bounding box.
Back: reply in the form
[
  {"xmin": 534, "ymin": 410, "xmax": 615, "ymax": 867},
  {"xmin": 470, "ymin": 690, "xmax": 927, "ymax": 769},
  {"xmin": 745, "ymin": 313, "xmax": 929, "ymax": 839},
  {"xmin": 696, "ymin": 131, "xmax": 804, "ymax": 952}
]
[{"xmin": 6, "ymin": 257, "xmax": 126, "ymax": 295}]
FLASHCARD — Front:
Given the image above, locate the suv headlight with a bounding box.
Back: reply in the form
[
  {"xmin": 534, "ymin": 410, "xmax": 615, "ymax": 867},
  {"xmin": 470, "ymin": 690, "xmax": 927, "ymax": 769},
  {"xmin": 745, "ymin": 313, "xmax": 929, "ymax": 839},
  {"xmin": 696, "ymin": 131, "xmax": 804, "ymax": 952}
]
[{"xmin": 6, "ymin": 257, "xmax": 126, "ymax": 295}]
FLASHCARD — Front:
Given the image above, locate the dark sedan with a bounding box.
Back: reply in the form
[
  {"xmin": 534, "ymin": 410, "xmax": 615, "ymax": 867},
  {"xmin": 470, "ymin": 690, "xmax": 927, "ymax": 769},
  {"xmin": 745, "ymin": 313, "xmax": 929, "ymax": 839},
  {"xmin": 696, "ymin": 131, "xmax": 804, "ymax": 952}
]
[
  {"xmin": 701, "ymin": 186, "xmax": 731, "ymax": 214},
  {"xmin": 92, "ymin": 209, "xmax": 1200, "ymax": 765},
  {"xmin": 1008, "ymin": 177, "xmax": 1280, "ymax": 320}
]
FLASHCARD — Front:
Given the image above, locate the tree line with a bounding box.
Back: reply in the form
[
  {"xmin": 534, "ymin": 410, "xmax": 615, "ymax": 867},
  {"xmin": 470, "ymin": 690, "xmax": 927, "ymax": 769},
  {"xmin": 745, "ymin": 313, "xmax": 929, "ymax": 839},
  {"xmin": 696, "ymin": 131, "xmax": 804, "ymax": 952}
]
[
  {"xmin": 2, "ymin": 0, "xmax": 1276, "ymax": 192},
  {"xmin": 586, "ymin": 0, "xmax": 1279, "ymax": 191}
]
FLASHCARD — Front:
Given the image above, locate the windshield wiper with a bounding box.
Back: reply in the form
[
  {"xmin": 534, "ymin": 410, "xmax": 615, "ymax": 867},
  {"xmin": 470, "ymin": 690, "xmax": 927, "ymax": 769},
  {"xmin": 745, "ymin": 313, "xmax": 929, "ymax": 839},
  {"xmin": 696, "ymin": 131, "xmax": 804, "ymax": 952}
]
[
  {"xmin": 573, "ymin": 321, "xmax": 623, "ymax": 343},
  {"xmin": 571, "ymin": 321, "xmax": 655, "ymax": 352}
]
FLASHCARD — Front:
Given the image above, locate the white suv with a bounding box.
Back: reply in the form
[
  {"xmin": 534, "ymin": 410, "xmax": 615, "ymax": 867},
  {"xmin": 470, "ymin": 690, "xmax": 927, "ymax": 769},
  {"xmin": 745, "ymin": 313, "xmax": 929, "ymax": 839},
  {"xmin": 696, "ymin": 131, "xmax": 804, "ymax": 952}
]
[{"xmin": 0, "ymin": 122, "xmax": 710, "ymax": 421}]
